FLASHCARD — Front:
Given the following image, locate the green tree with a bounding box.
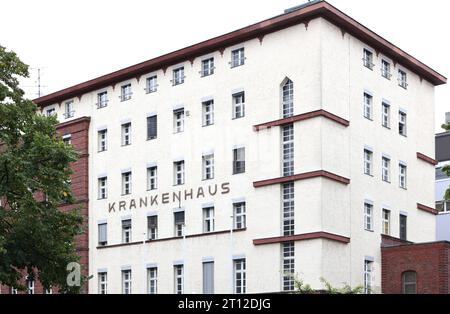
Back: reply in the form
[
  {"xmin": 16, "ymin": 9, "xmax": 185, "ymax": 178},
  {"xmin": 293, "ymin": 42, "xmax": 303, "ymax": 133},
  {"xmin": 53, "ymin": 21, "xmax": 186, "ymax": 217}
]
[
  {"xmin": 441, "ymin": 123, "xmax": 450, "ymax": 202},
  {"xmin": 293, "ymin": 275, "xmax": 364, "ymax": 294},
  {"xmin": 0, "ymin": 45, "xmax": 85, "ymax": 293}
]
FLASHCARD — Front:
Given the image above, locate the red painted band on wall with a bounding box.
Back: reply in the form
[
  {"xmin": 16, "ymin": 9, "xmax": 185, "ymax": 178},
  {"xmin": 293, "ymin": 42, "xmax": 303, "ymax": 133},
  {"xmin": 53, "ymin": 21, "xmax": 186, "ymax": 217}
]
[
  {"xmin": 417, "ymin": 152, "xmax": 438, "ymax": 166},
  {"xmin": 253, "ymin": 170, "xmax": 350, "ymax": 188},
  {"xmin": 417, "ymin": 203, "xmax": 438, "ymax": 215},
  {"xmin": 253, "ymin": 231, "xmax": 350, "ymax": 245}
]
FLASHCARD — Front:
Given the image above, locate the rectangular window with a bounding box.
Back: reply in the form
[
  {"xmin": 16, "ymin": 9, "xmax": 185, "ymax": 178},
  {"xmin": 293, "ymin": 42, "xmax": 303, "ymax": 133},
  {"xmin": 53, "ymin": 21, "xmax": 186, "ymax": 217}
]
[
  {"xmin": 10, "ymin": 287, "xmax": 18, "ymax": 294},
  {"xmin": 147, "ymin": 215, "xmax": 158, "ymax": 240},
  {"xmin": 98, "ymin": 223, "xmax": 107, "ymax": 246},
  {"xmin": 382, "ymin": 209, "xmax": 390, "ymax": 236},
  {"xmin": 363, "ymin": 49, "xmax": 374, "ymax": 70},
  {"xmin": 172, "ymin": 67, "xmax": 185, "ymax": 86},
  {"xmin": 121, "ymin": 171, "xmax": 132, "ymax": 195},
  {"xmin": 122, "ymin": 270, "xmax": 132, "ymax": 294},
  {"xmin": 174, "ymin": 265, "xmax": 184, "ymax": 294},
  {"xmin": 174, "ymin": 161, "xmax": 185, "ymax": 185},
  {"xmin": 97, "ymin": 91, "xmax": 108, "ymax": 108},
  {"xmin": 202, "ymin": 100, "xmax": 214, "ymax": 126},
  {"xmin": 98, "ymin": 129, "xmax": 107, "ymax": 152},
  {"xmin": 232, "ymin": 92, "xmax": 245, "ymax": 119},
  {"xmin": 233, "ymin": 147, "xmax": 245, "ymax": 174},
  {"xmin": 399, "ymin": 164, "xmax": 407, "ymax": 189},
  {"xmin": 122, "ymin": 219, "xmax": 132, "ymax": 243},
  {"xmin": 146, "ymin": 76, "xmax": 158, "ymax": 93},
  {"xmin": 173, "ymin": 109, "xmax": 185, "ymax": 133},
  {"xmin": 282, "ymin": 183, "xmax": 295, "ymax": 236},
  {"xmin": 147, "ymin": 166, "xmax": 157, "ymax": 191},
  {"xmin": 282, "ymin": 124, "xmax": 294, "ymax": 177},
  {"xmin": 121, "ymin": 122, "xmax": 131, "ymax": 146},
  {"xmin": 98, "ymin": 177, "xmax": 107, "ymax": 199},
  {"xmin": 147, "ymin": 115, "xmax": 157, "ymax": 140},
  {"xmin": 233, "ymin": 259, "xmax": 246, "ymax": 294},
  {"xmin": 147, "ymin": 267, "xmax": 157, "ymax": 294},
  {"xmin": 364, "ymin": 260, "xmax": 373, "ymax": 294},
  {"xmin": 363, "ymin": 92, "xmax": 373, "ymax": 120},
  {"xmin": 120, "ymin": 84, "xmax": 132, "ymax": 101},
  {"xmin": 381, "ymin": 60, "xmax": 391, "ymax": 79},
  {"xmin": 382, "ymin": 102, "xmax": 390, "ymax": 128},
  {"xmin": 233, "ymin": 202, "xmax": 246, "ymax": 229},
  {"xmin": 282, "ymin": 242, "xmax": 295, "ymax": 292},
  {"xmin": 203, "ymin": 207, "xmax": 215, "ymax": 233},
  {"xmin": 174, "ymin": 211, "xmax": 185, "ymax": 237},
  {"xmin": 364, "ymin": 202, "xmax": 373, "ymax": 231},
  {"xmin": 98, "ymin": 272, "xmax": 107, "ymax": 294},
  {"xmin": 202, "ymin": 154, "xmax": 214, "ymax": 180},
  {"xmin": 398, "ymin": 69, "xmax": 408, "ymax": 89},
  {"xmin": 63, "ymin": 135, "xmax": 72, "ymax": 145},
  {"xmin": 231, "ymin": 48, "xmax": 245, "ymax": 68},
  {"xmin": 282, "ymin": 79, "xmax": 294, "ymax": 118},
  {"xmin": 364, "ymin": 149, "xmax": 373, "ymax": 176},
  {"xmin": 64, "ymin": 101, "xmax": 74, "ymax": 119},
  {"xmin": 26, "ymin": 278, "xmax": 35, "ymax": 294},
  {"xmin": 46, "ymin": 108, "xmax": 56, "ymax": 117},
  {"xmin": 203, "ymin": 262, "xmax": 214, "ymax": 294},
  {"xmin": 400, "ymin": 214, "xmax": 407, "ymax": 240},
  {"xmin": 201, "ymin": 58, "xmax": 215, "ymax": 77},
  {"xmin": 382, "ymin": 157, "xmax": 391, "ymax": 182},
  {"xmin": 399, "ymin": 111, "xmax": 407, "ymax": 136}
]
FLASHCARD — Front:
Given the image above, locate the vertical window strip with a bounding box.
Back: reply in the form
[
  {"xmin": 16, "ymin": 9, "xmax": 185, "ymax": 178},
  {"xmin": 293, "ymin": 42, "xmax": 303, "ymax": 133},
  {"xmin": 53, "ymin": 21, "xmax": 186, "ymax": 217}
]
[{"xmin": 282, "ymin": 183, "xmax": 295, "ymax": 236}]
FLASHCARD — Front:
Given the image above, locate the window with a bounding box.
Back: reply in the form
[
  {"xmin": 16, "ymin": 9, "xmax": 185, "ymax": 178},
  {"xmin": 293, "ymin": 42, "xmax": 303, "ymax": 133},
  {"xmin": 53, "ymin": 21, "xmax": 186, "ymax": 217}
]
[
  {"xmin": 398, "ymin": 69, "xmax": 408, "ymax": 89},
  {"xmin": 98, "ymin": 177, "xmax": 107, "ymax": 199},
  {"xmin": 403, "ymin": 271, "xmax": 417, "ymax": 294},
  {"xmin": 231, "ymin": 48, "xmax": 245, "ymax": 68},
  {"xmin": 399, "ymin": 111, "xmax": 407, "ymax": 136},
  {"xmin": 98, "ymin": 129, "xmax": 107, "ymax": 152},
  {"xmin": 232, "ymin": 92, "xmax": 245, "ymax": 119},
  {"xmin": 399, "ymin": 164, "xmax": 407, "ymax": 189},
  {"xmin": 172, "ymin": 67, "xmax": 185, "ymax": 86},
  {"xmin": 147, "ymin": 115, "xmax": 157, "ymax": 140},
  {"xmin": 364, "ymin": 260, "xmax": 373, "ymax": 294},
  {"xmin": 233, "ymin": 202, "xmax": 246, "ymax": 229},
  {"xmin": 382, "ymin": 102, "xmax": 390, "ymax": 128},
  {"xmin": 400, "ymin": 214, "xmax": 407, "ymax": 240},
  {"xmin": 363, "ymin": 92, "xmax": 373, "ymax": 120},
  {"xmin": 203, "ymin": 262, "xmax": 214, "ymax": 294},
  {"xmin": 148, "ymin": 268, "xmax": 157, "ymax": 294},
  {"xmin": 282, "ymin": 124, "xmax": 294, "ymax": 177},
  {"xmin": 62, "ymin": 135, "xmax": 72, "ymax": 145},
  {"xmin": 363, "ymin": 49, "xmax": 374, "ymax": 70},
  {"xmin": 46, "ymin": 108, "xmax": 56, "ymax": 117},
  {"xmin": 121, "ymin": 171, "xmax": 132, "ymax": 195},
  {"xmin": 364, "ymin": 202, "xmax": 373, "ymax": 231},
  {"xmin": 282, "ymin": 79, "xmax": 294, "ymax": 118},
  {"xmin": 45, "ymin": 287, "xmax": 53, "ymax": 294},
  {"xmin": 233, "ymin": 259, "xmax": 246, "ymax": 294},
  {"xmin": 26, "ymin": 277, "xmax": 35, "ymax": 294},
  {"xmin": 64, "ymin": 101, "xmax": 74, "ymax": 119},
  {"xmin": 232, "ymin": 147, "xmax": 245, "ymax": 174},
  {"xmin": 146, "ymin": 76, "xmax": 158, "ymax": 93},
  {"xmin": 147, "ymin": 215, "xmax": 158, "ymax": 240},
  {"xmin": 121, "ymin": 122, "xmax": 131, "ymax": 146},
  {"xmin": 174, "ymin": 161, "xmax": 185, "ymax": 185},
  {"xmin": 436, "ymin": 200, "xmax": 450, "ymax": 213},
  {"xmin": 173, "ymin": 109, "xmax": 185, "ymax": 133},
  {"xmin": 10, "ymin": 287, "xmax": 18, "ymax": 294},
  {"xmin": 147, "ymin": 166, "xmax": 157, "ymax": 191},
  {"xmin": 174, "ymin": 265, "xmax": 184, "ymax": 294},
  {"xmin": 120, "ymin": 84, "xmax": 132, "ymax": 101},
  {"xmin": 382, "ymin": 157, "xmax": 391, "ymax": 182},
  {"xmin": 122, "ymin": 270, "xmax": 132, "ymax": 294},
  {"xmin": 97, "ymin": 91, "xmax": 108, "ymax": 108},
  {"xmin": 98, "ymin": 272, "xmax": 107, "ymax": 294},
  {"xmin": 382, "ymin": 209, "xmax": 390, "ymax": 235},
  {"xmin": 202, "ymin": 100, "xmax": 214, "ymax": 126},
  {"xmin": 381, "ymin": 60, "xmax": 391, "ymax": 79},
  {"xmin": 202, "ymin": 154, "xmax": 214, "ymax": 180},
  {"xmin": 122, "ymin": 219, "xmax": 132, "ymax": 243},
  {"xmin": 364, "ymin": 149, "xmax": 373, "ymax": 176},
  {"xmin": 282, "ymin": 183, "xmax": 295, "ymax": 236},
  {"xmin": 174, "ymin": 211, "xmax": 185, "ymax": 237},
  {"xmin": 282, "ymin": 242, "xmax": 295, "ymax": 292},
  {"xmin": 201, "ymin": 58, "xmax": 215, "ymax": 77},
  {"xmin": 203, "ymin": 207, "xmax": 215, "ymax": 233},
  {"xmin": 98, "ymin": 223, "xmax": 107, "ymax": 246}
]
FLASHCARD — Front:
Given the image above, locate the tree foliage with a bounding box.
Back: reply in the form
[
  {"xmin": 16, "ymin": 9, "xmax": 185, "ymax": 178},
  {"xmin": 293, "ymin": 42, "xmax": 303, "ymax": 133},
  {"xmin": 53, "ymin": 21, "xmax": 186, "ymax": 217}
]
[
  {"xmin": 293, "ymin": 275, "xmax": 365, "ymax": 294},
  {"xmin": 0, "ymin": 45, "xmax": 85, "ymax": 293}
]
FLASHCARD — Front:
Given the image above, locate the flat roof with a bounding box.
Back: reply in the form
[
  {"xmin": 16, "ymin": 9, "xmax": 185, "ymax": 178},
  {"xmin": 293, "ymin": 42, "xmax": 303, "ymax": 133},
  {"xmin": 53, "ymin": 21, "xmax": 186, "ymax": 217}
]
[{"xmin": 33, "ymin": 0, "xmax": 447, "ymax": 107}]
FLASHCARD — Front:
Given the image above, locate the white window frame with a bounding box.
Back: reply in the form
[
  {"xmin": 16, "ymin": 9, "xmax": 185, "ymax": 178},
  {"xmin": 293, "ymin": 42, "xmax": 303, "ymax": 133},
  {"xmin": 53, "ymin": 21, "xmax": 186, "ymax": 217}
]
[
  {"xmin": 203, "ymin": 207, "xmax": 215, "ymax": 233},
  {"xmin": 174, "ymin": 161, "xmax": 185, "ymax": 185},
  {"xmin": 172, "ymin": 67, "xmax": 185, "ymax": 86},
  {"xmin": 173, "ymin": 109, "xmax": 185, "ymax": 133},
  {"xmin": 233, "ymin": 202, "xmax": 246, "ymax": 229},
  {"xmin": 282, "ymin": 183, "xmax": 295, "ymax": 236},
  {"xmin": 98, "ymin": 177, "xmax": 107, "ymax": 199},
  {"xmin": 147, "ymin": 215, "xmax": 158, "ymax": 240},
  {"xmin": 399, "ymin": 164, "xmax": 407, "ymax": 189},
  {"xmin": 147, "ymin": 166, "xmax": 158, "ymax": 190},
  {"xmin": 121, "ymin": 123, "xmax": 131, "ymax": 146},
  {"xmin": 148, "ymin": 267, "xmax": 158, "ymax": 294},
  {"xmin": 98, "ymin": 272, "xmax": 107, "ymax": 294},
  {"xmin": 233, "ymin": 147, "xmax": 245, "ymax": 174},
  {"xmin": 381, "ymin": 59, "xmax": 391, "ymax": 79},
  {"xmin": 363, "ymin": 92, "xmax": 373, "ymax": 120},
  {"xmin": 121, "ymin": 172, "xmax": 132, "ymax": 195},
  {"xmin": 202, "ymin": 154, "xmax": 214, "ymax": 180},
  {"xmin": 122, "ymin": 219, "xmax": 132, "ymax": 243},
  {"xmin": 233, "ymin": 259, "xmax": 246, "ymax": 294},
  {"xmin": 26, "ymin": 277, "xmax": 35, "ymax": 294},
  {"xmin": 201, "ymin": 58, "xmax": 215, "ymax": 77},
  {"xmin": 382, "ymin": 157, "xmax": 391, "ymax": 182},
  {"xmin": 174, "ymin": 265, "xmax": 184, "ymax": 294},
  {"xmin": 98, "ymin": 129, "xmax": 107, "ymax": 152},
  {"xmin": 398, "ymin": 69, "xmax": 408, "ymax": 89},
  {"xmin": 364, "ymin": 149, "xmax": 373, "ymax": 176},
  {"xmin": 120, "ymin": 84, "xmax": 132, "ymax": 101},
  {"xmin": 174, "ymin": 211, "xmax": 185, "ymax": 237},
  {"xmin": 282, "ymin": 124, "xmax": 294, "ymax": 177},
  {"xmin": 364, "ymin": 260, "xmax": 373, "ymax": 294},
  {"xmin": 282, "ymin": 242, "xmax": 295, "ymax": 292},
  {"xmin": 202, "ymin": 100, "xmax": 214, "ymax": 126},
  {"xmin": 382, "ymin": 209, "xmax": 391, "ymax": 236},
  {"xmin": 46, "ymin": 107, "xmax": 56, "ymax": 117},
  {"xmin": 382, "ymin": 102, "xmax": 390, "ymax": 128},
  {"xmin": 399, "ymin": 111, "xmax": 407, "ymax": 136},
  {"xmin": 64, "ymin": 101, "xmax": 74, "ymax": 119},
  {"xmin": 146, "ymin": 75, "xmax": 158, "ymax": 93},
  {"xmin": 363, "ymin": 48, "xmax": 374, "ymax": 70},
  {"xmin": 97, "ymin": 91, "xmax": 108, "ymax": 108},
  {"xmin": 282, "ymin": 79, "xmax": 294, "ymax": 118},
  {"xmin": 232, "ymin": 92, "xmax": 245, "ymax": 119},
  {"xmin": 230, "ymin": 48, "xmax": 245, "ymax": 68},
  {"xmin": 364, "ymin": 202, "xmax": 373, "ymax": 231},
  {"xmin": 122, "ymin": 270, "xmax": 132, "ymax": 294}
]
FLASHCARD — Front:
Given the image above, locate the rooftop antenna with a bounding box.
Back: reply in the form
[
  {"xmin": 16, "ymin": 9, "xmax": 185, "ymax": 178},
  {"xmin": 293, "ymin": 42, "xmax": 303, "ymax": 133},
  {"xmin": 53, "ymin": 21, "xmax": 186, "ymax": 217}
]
[{"xmin": 26, "ymin": 67, "xmax": 47, "ymax": 98}]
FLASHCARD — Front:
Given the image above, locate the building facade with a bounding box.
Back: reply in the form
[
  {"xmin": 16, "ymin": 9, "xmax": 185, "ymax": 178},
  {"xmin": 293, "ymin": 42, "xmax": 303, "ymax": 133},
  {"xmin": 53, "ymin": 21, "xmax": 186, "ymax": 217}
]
[
  {"xmin": 436, "ymin": 129, "xmax": 450, "ymax": 240},
  {"xmin": 16, "ymin": 0, "xmax": 447, "ymax": 294}
]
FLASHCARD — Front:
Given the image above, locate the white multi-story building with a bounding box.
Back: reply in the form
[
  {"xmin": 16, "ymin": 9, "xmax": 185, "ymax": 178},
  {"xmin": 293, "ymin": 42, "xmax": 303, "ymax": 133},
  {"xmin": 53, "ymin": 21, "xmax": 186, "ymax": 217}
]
[{"xmin": 32, "ymin": 0, "xmax": 446, "ymax": 294}]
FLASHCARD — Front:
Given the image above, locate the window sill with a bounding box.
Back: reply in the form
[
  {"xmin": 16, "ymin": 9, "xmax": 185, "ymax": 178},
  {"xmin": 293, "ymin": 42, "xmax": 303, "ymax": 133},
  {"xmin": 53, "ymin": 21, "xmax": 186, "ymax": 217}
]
[
  {"xmin": 202, "ymin": 123, "xmax": 214, "ymax": 127},
  {"xmin": 121, "ymin": 144, "xmax": 132, "ymax": 147},
  {"xmin": 121, "ymin": 193, "xmax": 132, "ymax": 196},
  {"xmin": 399, "ymin": 134, "xmax": 408, "ymax": 138},
  {"xmin": 364, "ymin": 173, "xmax": 374, "ymax": 177},
  {"xmin": 399, "ymin": 187, "xmax": 407, "ymax": 191},
  {"xmin": 363, "ymin": 65, "xmax": 374, "ymax": 71},
  {"xmin": 230, "ymin": 64, "xmax": 244, "ymax": 69},
  {"xmin": 201, "ymin": 73, "xmax": 214, "ymax": 78},
  {"xmin": 233, "ymin": 171, "xmax": 245, "ymax": 175},
  {"xmin": 97, "ymin": 150, "xmax": 107, "ymax": 153},
  {"xmin": 202, "ymin": 178, "xmax": 214, "ymax": 181},
  {"xmin": 173, "ymin": 183, "xmax": 185, "ymax": 187},
  {"xmin": 382, "ymin": 180, "xmax": 391, "ymax": 184},
  {"xmin": 364, "ymin": 116, "xmax": 373, "ymax": 121},
  {"xmin": 97, "ymin": 198, "xmax": 107, "ymax": 201},
  {"xmin": 172, "ymin": 82, "xmax": 185, "ymax": 87},
  {"xmin": 147, "ymin": 137, "xmax": 157, "ymax": 141},
  {"xmin": 365, "ymin": 229, "xmax": 374, "ymax": 233},
  {"xmin": 173, "ymin": 131, "xmax": 185, "ymax": 135},
  {"xmin": 120, "ymin": 98, "xmax": 132, "ymax": 102},
  {"xmin": 232, "ymin": 116, "xmax": 245, "ymax": 120}
]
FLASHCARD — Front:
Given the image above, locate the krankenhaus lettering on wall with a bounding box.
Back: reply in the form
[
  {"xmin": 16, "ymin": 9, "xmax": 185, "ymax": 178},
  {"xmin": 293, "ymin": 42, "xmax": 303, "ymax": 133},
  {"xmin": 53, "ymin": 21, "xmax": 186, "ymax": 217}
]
[{"xmin": 108, "ymin": 182, "xmax": 230, "ymax": 213}]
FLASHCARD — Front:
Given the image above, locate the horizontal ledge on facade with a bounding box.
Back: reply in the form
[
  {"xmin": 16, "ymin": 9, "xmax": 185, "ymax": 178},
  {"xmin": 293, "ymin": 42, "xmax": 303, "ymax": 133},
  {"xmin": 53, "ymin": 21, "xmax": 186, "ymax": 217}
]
[
  {"xmin": 417, "ymin": 203, "xmax": 438, "ymax": 215},
  {"xmin": 381, "ymin": 234, "xmax": 414, "ymax": 248},
  {"xmin": 253, "ymin": 231, "xmax": 350, "ymax": 245},
  {"xmin": 253, "ymin": 109, "xmax": 349, "ymax": 131},
  {"xmin": 55, "ymin": 116, "xmax": 91, "ymax": 130},
  {"xmin": 253, "ymin": 170, "xmax": 350, "ymax": 188},
  {"xmin": 416, "ymin": 152, "xmax": 438, "ymax": 166}
]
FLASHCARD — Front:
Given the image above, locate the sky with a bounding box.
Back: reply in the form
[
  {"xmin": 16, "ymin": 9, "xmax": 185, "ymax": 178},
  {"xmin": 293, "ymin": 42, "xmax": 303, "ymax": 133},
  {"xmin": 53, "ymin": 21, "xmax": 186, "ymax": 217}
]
[{"xmin": 2, "ymin": 0, "xmax": 449, "ymax": 132}]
